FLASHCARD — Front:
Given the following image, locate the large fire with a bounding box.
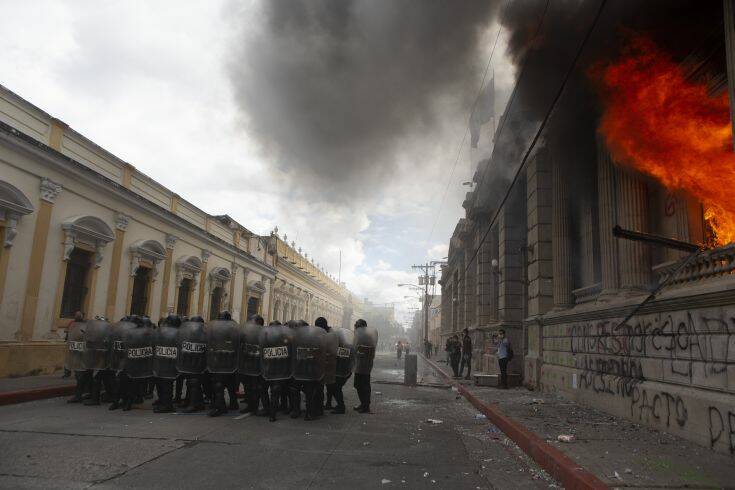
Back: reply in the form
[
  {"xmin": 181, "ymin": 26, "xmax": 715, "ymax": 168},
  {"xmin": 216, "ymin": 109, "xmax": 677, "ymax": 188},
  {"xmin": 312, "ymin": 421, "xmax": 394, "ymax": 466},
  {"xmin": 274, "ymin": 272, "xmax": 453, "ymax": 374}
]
[{"xmin": 592, "ymin": 36, "xmax": 735, "ymax": 246}]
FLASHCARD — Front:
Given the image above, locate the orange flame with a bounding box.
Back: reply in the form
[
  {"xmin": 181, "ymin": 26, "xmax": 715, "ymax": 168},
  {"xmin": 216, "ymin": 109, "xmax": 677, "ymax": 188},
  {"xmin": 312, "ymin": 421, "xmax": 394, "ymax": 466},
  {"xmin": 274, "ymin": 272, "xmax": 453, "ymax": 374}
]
[{"xmin": 592, "ymin": 36, "xmax": 735, "ymax": 246}]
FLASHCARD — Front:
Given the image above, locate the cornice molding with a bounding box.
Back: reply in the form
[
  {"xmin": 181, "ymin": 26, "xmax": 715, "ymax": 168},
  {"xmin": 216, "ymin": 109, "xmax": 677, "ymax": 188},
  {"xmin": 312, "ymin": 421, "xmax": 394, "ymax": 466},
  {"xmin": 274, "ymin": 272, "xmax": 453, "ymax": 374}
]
[{"xmin": 0, "ymin": 122, "xmax": 277, "ymax": 279}]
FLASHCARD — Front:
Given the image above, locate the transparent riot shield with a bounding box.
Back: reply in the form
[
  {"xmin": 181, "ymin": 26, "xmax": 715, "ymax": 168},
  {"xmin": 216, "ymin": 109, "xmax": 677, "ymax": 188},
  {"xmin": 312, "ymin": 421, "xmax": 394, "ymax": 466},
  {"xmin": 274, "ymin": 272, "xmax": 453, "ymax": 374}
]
[{"xmin": 259, "ymin": 323, "xmax": 293, "ymax": 381}]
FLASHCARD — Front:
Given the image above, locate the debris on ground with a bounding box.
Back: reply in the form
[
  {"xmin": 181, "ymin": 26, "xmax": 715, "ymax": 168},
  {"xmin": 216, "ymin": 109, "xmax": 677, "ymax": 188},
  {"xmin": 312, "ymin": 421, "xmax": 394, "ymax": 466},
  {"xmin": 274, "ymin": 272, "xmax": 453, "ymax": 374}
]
[
  {"xmin": 381, "ymin": 478, "xmax": 391, "ymax": 484},
  {"xmin": 557, "ymin": 434, "xmax": 575, "ymax": 443},
  {"xmin": 474, "ymin": 413, "xmax": 487, "ymax": 420},
  {"xmin": 426, "ymin": 418, "xmax": 443, "ymax": 424},
  {"xmin": 375, "ymin": 391, "xmax": 383, "ymax": 395},
  {"xmin": 423, "ymin": 472, "xmax": 429, "ymax": 478},
  {"xmin": 528, "ymin": 398, "xmax": 544, "ymax": 405}
]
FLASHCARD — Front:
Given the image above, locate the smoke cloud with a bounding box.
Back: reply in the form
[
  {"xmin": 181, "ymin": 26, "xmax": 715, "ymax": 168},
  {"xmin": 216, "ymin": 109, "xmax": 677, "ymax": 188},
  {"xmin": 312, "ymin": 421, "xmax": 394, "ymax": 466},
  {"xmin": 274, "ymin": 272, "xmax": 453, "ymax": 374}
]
[{"xmin": 227, "ymin": 0, "xmax": 501, "ymax": 201}]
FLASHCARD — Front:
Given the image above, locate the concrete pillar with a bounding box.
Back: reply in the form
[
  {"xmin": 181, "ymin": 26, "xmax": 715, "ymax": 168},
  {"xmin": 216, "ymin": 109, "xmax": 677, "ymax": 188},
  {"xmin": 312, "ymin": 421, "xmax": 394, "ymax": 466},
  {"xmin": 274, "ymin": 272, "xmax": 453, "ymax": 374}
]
[
  {"xmin": 552, "ymin": 156, "xmax": 573, "ymax": 308},
  {"xmin": 498, "ymin": 194, "xmax": 525, "ymax": 323},
  {"xmin": 526, "ymin": 149, "xmax": 553, "ymax": 317},
  {"xmin": 457, "ymin": 256, "xmax": 465, "ymax": 332},
  {"xmin": 105, "ymin": 213, "xmax": 130, "ymax": 320},
  {"xmin": 597, "ymin": 137, "xmax": 620, "ymax": 293},
  {"xmin": 464, "ymin": 230, "xmax": 477, "ymax": 328},
  {"xmin": 19, "ymin": 178, "xmax": 62, "ymax": 341},
  {"xmin": 476, "ymin": 220, "xmax": 495, "ymax": 326},
  {"xmin": 159, "ymin": 234, "xmax": 177, "ymax": 318},
  {"xmin": 617, "ymin": 168, "xmax": 651, "ymax": 290}
]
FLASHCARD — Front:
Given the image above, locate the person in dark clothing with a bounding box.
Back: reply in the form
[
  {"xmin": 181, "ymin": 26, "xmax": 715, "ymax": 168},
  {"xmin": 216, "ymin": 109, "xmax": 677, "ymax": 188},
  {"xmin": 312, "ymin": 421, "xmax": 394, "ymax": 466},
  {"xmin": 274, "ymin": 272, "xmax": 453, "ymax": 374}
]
[
  {"xmin": 449, "ymin": 335, "xmax": 461, "ymax": 377},
  {"xmin": 353, "ymin": 319, "xmax": 378, "ymax": 414},
  {"xmin": 497, "ymin": 329, "xmax": 511, "ymax": 389},
  {"xmin": 396, "ymin": 342, "xmax": 403, "ymax": 360},
  {"xmin": 459, "ymin": 328, "xmax": 472, "ymax": 380}
]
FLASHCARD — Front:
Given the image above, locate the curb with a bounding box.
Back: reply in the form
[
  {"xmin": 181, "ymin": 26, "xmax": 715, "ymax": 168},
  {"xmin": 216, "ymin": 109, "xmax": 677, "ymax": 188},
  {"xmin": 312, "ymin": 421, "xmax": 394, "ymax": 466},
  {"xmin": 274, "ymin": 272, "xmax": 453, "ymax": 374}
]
[
  {"xmin": 0, "ymin": 384, "xmax": 75, "ymax": 406},
  {"xmin": 420, "ymin": 354, "xmax": 608, "ymax": 490}
]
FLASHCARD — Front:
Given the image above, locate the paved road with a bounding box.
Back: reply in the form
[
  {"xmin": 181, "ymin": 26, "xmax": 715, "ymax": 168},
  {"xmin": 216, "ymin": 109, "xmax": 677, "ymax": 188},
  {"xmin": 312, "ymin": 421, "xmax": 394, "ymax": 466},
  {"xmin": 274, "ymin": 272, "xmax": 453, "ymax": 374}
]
[{"xmin": 0, "ymin": 354, "xmax": 558, "ymax": 489}]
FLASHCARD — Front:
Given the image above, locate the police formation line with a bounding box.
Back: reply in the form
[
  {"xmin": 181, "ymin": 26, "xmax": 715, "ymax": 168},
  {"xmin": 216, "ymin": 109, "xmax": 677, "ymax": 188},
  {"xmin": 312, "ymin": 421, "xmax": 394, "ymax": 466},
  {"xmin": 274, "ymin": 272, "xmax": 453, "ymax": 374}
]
[{"xmin": 65, "ymin": 312, "xmax": 379, "ymax": 421}]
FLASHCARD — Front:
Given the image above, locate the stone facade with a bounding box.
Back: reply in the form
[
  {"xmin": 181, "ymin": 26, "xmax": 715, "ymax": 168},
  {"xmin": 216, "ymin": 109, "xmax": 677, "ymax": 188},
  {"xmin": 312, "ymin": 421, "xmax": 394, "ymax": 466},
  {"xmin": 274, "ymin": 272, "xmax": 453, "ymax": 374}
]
[{"xmin": 440, "ymin": 20, "xmax": 735, "ymax": 454}]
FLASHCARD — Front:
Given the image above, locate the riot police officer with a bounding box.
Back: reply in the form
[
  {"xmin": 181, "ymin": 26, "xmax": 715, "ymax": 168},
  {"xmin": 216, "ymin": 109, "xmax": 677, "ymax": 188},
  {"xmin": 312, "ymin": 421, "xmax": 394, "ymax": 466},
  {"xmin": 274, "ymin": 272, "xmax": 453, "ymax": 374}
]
[
  {"xmin": 332, "ymin": 326, "xmax": 356, "ymax": 414},
  {"xmin": 65, "ymin": 311, "xmax": 89, "ymax": 404},
  {"xmin": 153, "ymin": 314, "xmax": 181, "ymax": 413},
  {"xmin": 293, "ymin": 320, "xmax": 326, "ymax": 421},
  {"xmin": 353, "ymin": 319, "xmax": 378, "ymax": 414},
  {"xmin": 82, "ymin": 316, "xmax": 114, "ymax": 406},
  {"xmin": 176, "ymin": 316, "xmax": 208, "ymax": 413},
  {"xmin": 120, "ymin": 316, "xmax": 155, "ymax": 411},
  {"xmin": 259, "ymin": 320, "xmax": 293, "ymax": 421},
  {"xmin": 238, "ymin": 314, "xmax": 268, "ymax": 415},
  {"xmin": 206, "ymin": 311, "xmax": 240, "ymax": 417}
]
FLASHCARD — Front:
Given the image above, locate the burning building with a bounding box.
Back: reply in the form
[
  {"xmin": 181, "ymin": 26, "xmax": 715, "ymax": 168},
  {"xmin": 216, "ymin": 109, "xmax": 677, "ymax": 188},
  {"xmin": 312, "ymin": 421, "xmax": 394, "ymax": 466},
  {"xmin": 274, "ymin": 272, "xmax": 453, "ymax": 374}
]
[{"xmin": 440, "ymin": 1, "xmax": 735, "ymax": 454}]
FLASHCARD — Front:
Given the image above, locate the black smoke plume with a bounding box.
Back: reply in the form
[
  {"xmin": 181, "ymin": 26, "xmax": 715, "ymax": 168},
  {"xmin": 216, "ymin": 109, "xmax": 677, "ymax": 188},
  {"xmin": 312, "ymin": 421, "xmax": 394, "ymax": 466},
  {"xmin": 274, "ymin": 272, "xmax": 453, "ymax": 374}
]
[{"xmin": 227, "ymin": 0, "xmax": 500, "ymax": 201}]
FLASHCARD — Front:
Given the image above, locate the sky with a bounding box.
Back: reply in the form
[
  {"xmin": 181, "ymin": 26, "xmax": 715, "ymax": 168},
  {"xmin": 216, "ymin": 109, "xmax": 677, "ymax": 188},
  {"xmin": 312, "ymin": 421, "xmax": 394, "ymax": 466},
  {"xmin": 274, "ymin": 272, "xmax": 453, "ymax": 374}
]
[{"xmin": 0, "ymin": 1, "xmax": 515, "ymax": 326}]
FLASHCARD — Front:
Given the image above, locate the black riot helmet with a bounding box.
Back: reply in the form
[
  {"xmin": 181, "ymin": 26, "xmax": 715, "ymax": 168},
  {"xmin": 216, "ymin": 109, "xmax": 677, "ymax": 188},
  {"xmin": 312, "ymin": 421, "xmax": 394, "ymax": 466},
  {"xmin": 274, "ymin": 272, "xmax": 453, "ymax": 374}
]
[
  {"xmin": 286, "ymin": 320, "xmax": 298, "ymax": 329},
  {"xmin": 250, "ymin": 314, "xmax": 265, "ymax": 326},
  {"xmin": 217, "ymin": 311, "xmax": 233, "ymax": 321},
  {"xmin": 355, "ymin": 319, "xmax": 367, "ymax": 329},
  {"xmin": 296, "ymin": 320, "xmax": 309, "ymax": 327},
  {"xmin": 315, "ymin": 317, "xmax": 328, "ymax": 330},
  {"xmin": 268, "ymin": 320, "xmax": 282, "ymax": 326},
  {"xmin": 164, "ymin": 314, "xmax": 182, "ymax": 328},
  {"xmin": 190, "ymin": 316, "xmax": 205, "ymax": 323}
]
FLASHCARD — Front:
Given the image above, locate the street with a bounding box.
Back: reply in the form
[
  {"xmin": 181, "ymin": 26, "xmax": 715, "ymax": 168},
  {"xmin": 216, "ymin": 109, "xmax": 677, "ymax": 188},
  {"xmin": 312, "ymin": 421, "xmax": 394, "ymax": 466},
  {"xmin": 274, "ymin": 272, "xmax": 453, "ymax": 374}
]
[{"xmin": 0, "ymin": 354, "xmax": 557, "ymax": 489}]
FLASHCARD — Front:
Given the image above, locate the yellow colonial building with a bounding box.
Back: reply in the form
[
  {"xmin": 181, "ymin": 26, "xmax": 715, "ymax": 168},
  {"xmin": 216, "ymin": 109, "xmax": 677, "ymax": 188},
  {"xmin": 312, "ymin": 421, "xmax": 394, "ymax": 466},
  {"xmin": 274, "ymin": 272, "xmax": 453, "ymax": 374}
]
[
  {"xmin": 267, "ymin": 234, "xmax": 359, "ymax": 329},
  {"xmin": 0, "ymin": 85, "xmax": 281, "ymax": 377}
]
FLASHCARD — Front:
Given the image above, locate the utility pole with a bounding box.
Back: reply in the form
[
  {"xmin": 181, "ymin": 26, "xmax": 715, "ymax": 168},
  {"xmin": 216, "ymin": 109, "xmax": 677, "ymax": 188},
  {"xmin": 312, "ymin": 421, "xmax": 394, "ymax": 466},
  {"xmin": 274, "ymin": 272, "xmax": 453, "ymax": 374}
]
[{"xmin": 411, "ymin": 263, "xmax": 435, "ymax": 346}]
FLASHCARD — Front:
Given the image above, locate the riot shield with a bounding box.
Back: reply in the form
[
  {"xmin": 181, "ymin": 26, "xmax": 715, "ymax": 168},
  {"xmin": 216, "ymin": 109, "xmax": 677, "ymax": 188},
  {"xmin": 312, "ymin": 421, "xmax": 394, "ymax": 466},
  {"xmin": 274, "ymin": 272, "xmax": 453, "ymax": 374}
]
[
  {"xmin": 292, "ymin": 324, "xmax": 326, "ymax": 382},
  {"xmin": 154, "ymin": 325, "xmax": 179, "ymax": 379},
  {"xmin": 82, "ymin": 319, "xmax": 112, "ymax": 371},
  {"xmin": 258, "ymin": 323, "xmax": 293, "ymax": 381},
  {"xmin": 206, "ymin": 319, "xmax": 239, "ymax": 374},
  {"xmin": 354, "ymin": 326, "xmax": 378, "ymax": 375},
  {"xmin": 322, "ymin": 330, "xmax": 339, "ymax": 385},
  {"xmin": 65, "ymin": 321, "xmax": 86, "ymax": 372},
  {"xmin": 124, "ymin": 326, "xmax": 154, "ymax": 379},
  {"xmin": 176, "ymin": 319, "xmax": 207, "ymax": 374},
  {"xmin": 237, "ymin": 321, "xmax": 262, "ymax": 376},
  {"xmin": 109, "ymin": 319, "xmax": 137, "ymax": 372},
  {"xmin": 334, "ymin": 327, "xmax": 355, "ymax": 378}
]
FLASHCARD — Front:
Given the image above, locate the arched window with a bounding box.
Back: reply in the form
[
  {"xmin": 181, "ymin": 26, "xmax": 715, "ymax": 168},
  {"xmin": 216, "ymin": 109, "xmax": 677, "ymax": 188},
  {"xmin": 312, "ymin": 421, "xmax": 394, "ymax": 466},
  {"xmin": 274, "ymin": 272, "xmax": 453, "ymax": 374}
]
[
  {"xmin": 209, "ymin": 286, "xmax": 224, "ymax": 320},
  {"xmin": 127, "ymin": 239, "xmax": 166, "ymax": 317},
  {"xmin": 177, "ymin": 278, "xmax": 193, "ymax": 316},
  {"xmin": 60, "ymin": 248, "xmax": 93, "ymax": 318},
  {"xmin": 175, "ymin": 255, "xmax": 202, "ymax": 317},
  {"xmin": 130, "ymin": 266, "xmax": 152, "ymax": 316},
  {"xmin": 57, "ymin": 215, "xmax": 114, "ymax": 321}
]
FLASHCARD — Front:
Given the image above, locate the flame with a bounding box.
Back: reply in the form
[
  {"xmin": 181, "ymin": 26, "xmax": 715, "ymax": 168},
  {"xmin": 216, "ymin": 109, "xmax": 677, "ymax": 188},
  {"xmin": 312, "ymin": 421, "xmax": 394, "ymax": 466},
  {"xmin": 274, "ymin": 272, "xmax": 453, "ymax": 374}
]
[{"xmin": 592, "ymin": 36, "xmax": 735, "ymax": 246}]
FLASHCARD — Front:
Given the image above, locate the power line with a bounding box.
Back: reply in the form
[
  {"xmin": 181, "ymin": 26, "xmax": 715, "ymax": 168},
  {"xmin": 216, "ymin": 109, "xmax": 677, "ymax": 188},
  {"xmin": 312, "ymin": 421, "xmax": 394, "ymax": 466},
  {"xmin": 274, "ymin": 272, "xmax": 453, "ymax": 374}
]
[
  {"xmin": 460, "ymin": 0, "xmax": 608, "ymax": 282},
  {"xmin": 425, "ymin": 0, "xmax": 509, "ymax": 247}
]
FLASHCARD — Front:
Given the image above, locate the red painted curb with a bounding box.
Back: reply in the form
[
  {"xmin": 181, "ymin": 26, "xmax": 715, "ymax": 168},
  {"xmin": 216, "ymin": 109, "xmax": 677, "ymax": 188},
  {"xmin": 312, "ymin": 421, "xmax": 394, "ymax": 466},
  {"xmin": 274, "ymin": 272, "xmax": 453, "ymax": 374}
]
[
  {"xmin": 421, "ymin": 355, "xmax": 608, "ymax": 490},
  {"xmin": 0, "ymin": 384, "xmax": 76, "ymax": 406}
]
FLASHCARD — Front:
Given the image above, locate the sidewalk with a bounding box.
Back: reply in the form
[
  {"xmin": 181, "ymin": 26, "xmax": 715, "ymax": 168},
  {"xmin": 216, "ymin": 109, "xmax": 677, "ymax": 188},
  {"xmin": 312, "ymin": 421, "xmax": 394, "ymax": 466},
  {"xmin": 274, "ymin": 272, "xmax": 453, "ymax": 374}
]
[
  {"xmin": 0, "ymin": 372, "xmax": 75, "ymax": 406},
  {"xmin": 422, "ymin": 355, "xmax": 735, "ymax": 489}
]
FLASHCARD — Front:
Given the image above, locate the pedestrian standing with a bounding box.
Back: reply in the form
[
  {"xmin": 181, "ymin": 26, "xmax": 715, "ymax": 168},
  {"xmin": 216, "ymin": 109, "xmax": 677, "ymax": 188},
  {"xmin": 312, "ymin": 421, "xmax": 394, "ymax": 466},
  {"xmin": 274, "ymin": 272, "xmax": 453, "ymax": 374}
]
[
  {"xmin": 396, "ymin": 342, "xmax": 403, "ymax": 360},
  {"xmin": 497, "ymin": 329, "xmax": 512, "ymax": 389},
  {"xmin": 459, "ymin": 328, "xmax": 472, "ymax": 380}
]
